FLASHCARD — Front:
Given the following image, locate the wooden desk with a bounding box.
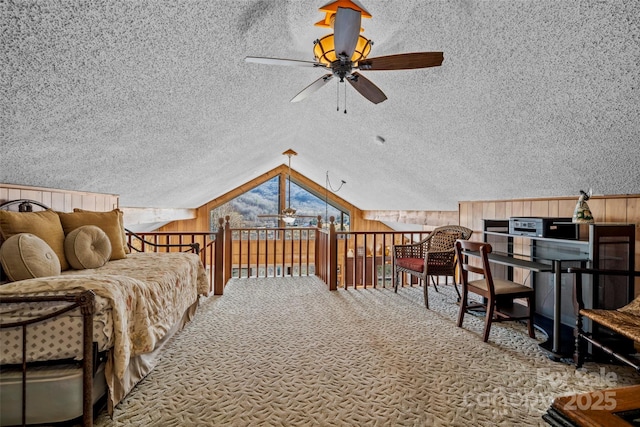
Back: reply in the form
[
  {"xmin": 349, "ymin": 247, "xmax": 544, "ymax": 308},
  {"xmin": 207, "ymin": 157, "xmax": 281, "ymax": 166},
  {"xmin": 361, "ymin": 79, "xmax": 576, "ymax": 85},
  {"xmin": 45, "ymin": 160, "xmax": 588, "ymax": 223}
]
[
  {"xmin": 543, "ymin": 385, "xmax": 640, "ymax": 426},
  {"xmin": 483, "ymin": 222, "xmax": 636, "ymax": 361},
  {"xmin": 465, "ymin": 249, "xmax": 584, "ymax": 358}
]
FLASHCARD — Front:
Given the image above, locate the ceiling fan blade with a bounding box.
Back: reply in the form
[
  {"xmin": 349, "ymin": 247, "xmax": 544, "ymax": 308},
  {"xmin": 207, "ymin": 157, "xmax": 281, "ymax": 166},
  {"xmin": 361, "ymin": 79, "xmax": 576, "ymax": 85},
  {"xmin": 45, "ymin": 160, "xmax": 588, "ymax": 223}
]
[
  {"xmin": 333, "ymin": 7, "xmax": 361, "ymax": 60},
  {"xmin": 290, "ymin": 74, "xmax": 334, "ymax": 103},
  {"xmin": 347, "ymin": 72, "xmax": 387, "ymax": 104},
  {"xmin": 357, "ymin": 52, "xmax": 444, "ymax": 71},
  {"xmin": 245, "ymin": 57, "xmax": 326, "ymax": 68},
  {"xmin": 257, "ymin": 214, "xmax": 281, "ymax": 218}
]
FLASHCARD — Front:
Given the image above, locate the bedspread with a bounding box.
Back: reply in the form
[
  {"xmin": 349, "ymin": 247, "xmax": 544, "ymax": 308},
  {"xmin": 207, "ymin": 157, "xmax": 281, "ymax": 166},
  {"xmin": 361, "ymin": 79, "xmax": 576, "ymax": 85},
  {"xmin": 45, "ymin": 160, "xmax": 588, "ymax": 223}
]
[{"xmin": 0, "ymin": 252, "xmax": 208, "ymax": 383}]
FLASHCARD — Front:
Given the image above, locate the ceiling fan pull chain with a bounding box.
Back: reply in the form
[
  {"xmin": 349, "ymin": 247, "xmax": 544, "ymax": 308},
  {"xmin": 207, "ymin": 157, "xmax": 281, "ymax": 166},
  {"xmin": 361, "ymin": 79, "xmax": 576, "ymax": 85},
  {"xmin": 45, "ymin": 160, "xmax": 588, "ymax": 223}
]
[
  {"xmin": 344, "ymin": 82, "xmax": 347, "ymax": 114},
  {"xmin": 336, "ymin": 81, "xmax": 340, "ymax": 111}
]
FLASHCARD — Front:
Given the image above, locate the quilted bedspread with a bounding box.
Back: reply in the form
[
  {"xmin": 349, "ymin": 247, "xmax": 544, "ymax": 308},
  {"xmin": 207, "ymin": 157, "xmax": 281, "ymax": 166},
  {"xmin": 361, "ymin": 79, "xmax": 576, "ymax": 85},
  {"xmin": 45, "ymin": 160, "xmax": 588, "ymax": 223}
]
[{"xmin": 0, "ymin": 252, "xmax": 208, "ymax": 391}]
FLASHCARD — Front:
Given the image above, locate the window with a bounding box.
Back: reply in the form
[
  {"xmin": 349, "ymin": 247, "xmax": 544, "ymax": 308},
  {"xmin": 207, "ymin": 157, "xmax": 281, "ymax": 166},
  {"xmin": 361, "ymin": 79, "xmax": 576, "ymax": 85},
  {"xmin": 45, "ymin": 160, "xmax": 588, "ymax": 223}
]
[
  {"xmin": 210, "ymin": 177, "xmax": 279, "ymax": 232},
  {"xmin": 209, "ymin": 175, "xmax": 349, "ymax": 231}
]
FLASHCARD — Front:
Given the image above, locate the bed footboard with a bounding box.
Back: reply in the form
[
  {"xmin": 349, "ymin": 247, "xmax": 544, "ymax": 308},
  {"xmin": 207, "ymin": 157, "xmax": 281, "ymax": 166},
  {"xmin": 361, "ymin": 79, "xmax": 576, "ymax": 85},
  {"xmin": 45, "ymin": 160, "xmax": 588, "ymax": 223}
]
[{"xmin": 0, "ymin": 290, "xmax": 95, "ymax": 427}]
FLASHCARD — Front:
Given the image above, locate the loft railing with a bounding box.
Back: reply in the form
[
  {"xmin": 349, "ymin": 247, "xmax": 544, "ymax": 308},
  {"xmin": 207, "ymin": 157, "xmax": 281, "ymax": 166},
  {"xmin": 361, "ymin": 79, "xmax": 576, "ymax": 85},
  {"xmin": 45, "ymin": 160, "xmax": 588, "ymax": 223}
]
[
  {"xmin": 127, "ymin": 217, "xmax": 433, "ymax": 296},
  {"xmin": 216, "ymin": 217, "xmax": 321, "ymax": 282},
  {"xmin": 334, "ymin": 229, "xmax": 431, "ymax": 290},
  {"xmin": 125, "ymin": 231, "xmax": 217, "ymax": 294},
  {"xmin": 227, "ymin": 227, "xmax": 319, "ymax": 278}
]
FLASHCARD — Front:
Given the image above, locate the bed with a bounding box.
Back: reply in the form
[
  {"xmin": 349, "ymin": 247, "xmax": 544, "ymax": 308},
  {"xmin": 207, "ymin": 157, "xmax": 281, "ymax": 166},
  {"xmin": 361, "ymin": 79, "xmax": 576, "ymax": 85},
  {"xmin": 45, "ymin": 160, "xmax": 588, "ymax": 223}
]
[{"xmin": 0, "ymin": 199, "xmax": 209, "ymax": 426}]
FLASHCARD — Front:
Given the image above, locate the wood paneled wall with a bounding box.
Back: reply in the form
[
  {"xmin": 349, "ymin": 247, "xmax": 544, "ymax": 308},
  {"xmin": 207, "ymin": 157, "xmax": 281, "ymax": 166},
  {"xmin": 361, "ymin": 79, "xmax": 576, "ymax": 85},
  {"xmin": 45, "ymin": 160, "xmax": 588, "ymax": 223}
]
[
  {"xmin": 0, "ymin": 184, "xmax": 119, "ymax": 212},
  {"xmin": 459, "ymin": 194, "xmax": 640, "ymax": 296}
]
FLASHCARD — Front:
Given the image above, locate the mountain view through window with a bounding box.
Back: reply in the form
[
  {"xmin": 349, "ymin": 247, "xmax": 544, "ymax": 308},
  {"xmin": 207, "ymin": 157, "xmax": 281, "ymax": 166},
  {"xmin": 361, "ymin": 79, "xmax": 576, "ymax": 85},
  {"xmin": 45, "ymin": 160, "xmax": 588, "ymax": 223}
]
[{"xmin": 210, "ymin": 176, "xmax": 349, "ymax": 231}]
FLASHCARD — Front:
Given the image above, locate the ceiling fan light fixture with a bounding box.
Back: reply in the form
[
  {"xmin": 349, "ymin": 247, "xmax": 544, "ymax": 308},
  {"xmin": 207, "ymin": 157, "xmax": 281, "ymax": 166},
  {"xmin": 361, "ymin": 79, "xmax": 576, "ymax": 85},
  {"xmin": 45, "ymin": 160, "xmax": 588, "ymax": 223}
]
[
  {"xmin": 313, "ymin": 34, "xmax": 372, "ymax": 66},
  {"xmin": 246, "ymin": 0, "xmax": 443, "ymax": 105},
  {"xmin": 281, "ymin": 206, "xmax": 297, "ymax": 224},
  {"xmin": 315, "ymin": 13, "xmax": 365, "ymax": 32},
  {"xmin": 282, "ymin": 216, "xmax": 297, "ymax": 225},
  {"xmin": 317, "ymin": 0, "xmax": 372, "ymax": 19}
]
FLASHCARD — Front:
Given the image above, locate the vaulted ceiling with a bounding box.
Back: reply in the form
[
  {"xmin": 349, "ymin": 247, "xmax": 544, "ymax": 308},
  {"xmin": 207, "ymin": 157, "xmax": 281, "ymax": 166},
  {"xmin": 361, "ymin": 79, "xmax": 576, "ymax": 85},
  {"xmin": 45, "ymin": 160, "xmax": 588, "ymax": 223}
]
[{"xmin": 2, "ymin": 1, "xmax": 639, "ymax": 215}]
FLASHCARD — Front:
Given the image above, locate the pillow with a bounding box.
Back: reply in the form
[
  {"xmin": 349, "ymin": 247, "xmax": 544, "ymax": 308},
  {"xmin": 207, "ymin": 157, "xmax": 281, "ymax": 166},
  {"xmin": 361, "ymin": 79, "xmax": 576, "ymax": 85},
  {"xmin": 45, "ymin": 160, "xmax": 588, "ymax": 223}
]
[
  {"xmin": 75, "ymin": 208, "xmax": 129, "ymax": 254},
  {"xmin": 116, "ymin": 209, "xmax": 130, "ymax": 254},
  {"xmin": 0, "ymin": 233, "xmax": 62, "ymax": 281},
  {"xmin": 0, "ymin": 209, "xmax": 69, "ymax": 271},
  {"xmin": 64, "ymin": 225, "xmax": 112, "ymax": 270},
  {"xmin": 57, "ymin": 210, "xmax": 126, "ymax": 260},
  {"xmin": 117, "ymin": 209, "xmax": 130, "ymax": 254}
]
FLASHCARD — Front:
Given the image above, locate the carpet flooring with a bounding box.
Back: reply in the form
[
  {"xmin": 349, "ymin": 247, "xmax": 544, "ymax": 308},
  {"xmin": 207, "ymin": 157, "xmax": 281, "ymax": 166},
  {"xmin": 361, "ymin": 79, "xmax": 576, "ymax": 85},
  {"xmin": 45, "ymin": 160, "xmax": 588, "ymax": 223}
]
[{"xmin": 94, "ymin": 276, "xmax": 639, "ymax": 426}]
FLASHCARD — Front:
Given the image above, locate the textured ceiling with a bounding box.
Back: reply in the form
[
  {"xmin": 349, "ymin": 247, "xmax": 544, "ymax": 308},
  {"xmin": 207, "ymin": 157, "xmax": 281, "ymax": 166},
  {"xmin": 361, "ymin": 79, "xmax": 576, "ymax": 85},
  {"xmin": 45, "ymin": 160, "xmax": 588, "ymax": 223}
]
[{"xmin": 2, "ymin": 1, "xmax": 639, "ymax": 212}]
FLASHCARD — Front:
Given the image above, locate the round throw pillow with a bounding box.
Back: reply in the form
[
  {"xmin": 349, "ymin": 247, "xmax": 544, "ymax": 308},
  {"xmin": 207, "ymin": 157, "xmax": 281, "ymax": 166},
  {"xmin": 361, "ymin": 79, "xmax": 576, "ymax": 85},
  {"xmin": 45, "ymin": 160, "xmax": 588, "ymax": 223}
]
[
  {"xmin": 0, "ymin": 233, "xmax": 62, "ymax": 281},
  {"xmin": 64, "ymin": 225, "xmax": 112, "ymax": 270}
]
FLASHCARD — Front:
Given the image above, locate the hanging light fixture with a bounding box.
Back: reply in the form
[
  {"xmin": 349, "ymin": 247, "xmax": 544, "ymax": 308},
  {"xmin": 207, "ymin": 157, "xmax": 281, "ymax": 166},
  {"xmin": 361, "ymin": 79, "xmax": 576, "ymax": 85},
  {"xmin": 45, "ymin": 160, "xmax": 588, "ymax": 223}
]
[
  {"xmin": 282, "ymin": 215, "xmax": 296, "ymax": 224},
  {"xmin": 257, "ymin": 150, "xmax": 318, "ymax": 226},
  {"xmin": 281, "ymin": 149, "xmax": 298, "ymax": 225}
]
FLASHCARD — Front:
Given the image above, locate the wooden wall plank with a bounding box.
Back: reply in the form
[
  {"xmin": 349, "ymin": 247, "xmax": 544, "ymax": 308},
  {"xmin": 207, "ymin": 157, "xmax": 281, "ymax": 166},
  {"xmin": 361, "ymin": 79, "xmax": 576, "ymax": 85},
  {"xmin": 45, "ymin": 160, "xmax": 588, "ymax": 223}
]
[
  {"xmin": 64, "ymin": 194, "xmax": 72, "ymax": 211},
  {"xmin": 42, "ymin": 192, "xmax": 52, "ymax": 209},
  {"xmin": 558, "ymin": 199, "xmax": 575, "ymax": 217},
  {"xmin": 495, "ymin": 201, "xmax": 507, "ymax": 220},
  {"xmin": 8, "ymin": 189, "xmax": 21, "ymax": 202},
  {"xmin": 472, "ymin": 202, "xmax": 484, "ymax": 233},
  {"xmin": 21, "ymin": 190, "xmax": 41, "ymax": 202},
  {"xmin": 82, "ymin": 195, "xmax": 97, "ymax": 211},
  {"xmin": 511, "ymin": 200, "xmax": 524, "ymax": 218},
  {"xmin": 505, "ymin": 201, "xmax": 513, "ymax": 219},
  {"xmin": 0, "ymin": 184, "xmax": 118, "ymax": 212},
  {"xmin": 51, "ymin": 192, "xmax": 65, "ymax": 210},
  {"xmin": 588, "ymin": 198, "xmax": 606, "ymax": 222},
  {"xmin": 0, "ymin": 188, "xmax": 8, "ymax": 205},
  {"xmin": 459, "ymin": 202, "xmax": 470, "ymax": 230},
  {"xmin": 483, "ymin": 202, "xmax": 496, "ymax": 222},
  {"xmin": 605, "ymin": 198, "xmax": 627, "ymax": 223}
]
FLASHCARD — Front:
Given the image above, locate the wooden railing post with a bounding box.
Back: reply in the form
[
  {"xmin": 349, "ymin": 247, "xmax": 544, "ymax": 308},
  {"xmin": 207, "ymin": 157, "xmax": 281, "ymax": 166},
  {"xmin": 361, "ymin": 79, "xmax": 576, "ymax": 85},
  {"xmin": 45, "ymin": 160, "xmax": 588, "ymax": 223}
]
[
  {"xmin": 328, "ymin": 216, "xmax": 337, "ymax": 291},
  {"xmin": 223, "ymin": 216, "xmax": 232, "ymax": 285},
  {"xmin": 214, "ymin": 218, "xmax": 225, "ymax": 295}
]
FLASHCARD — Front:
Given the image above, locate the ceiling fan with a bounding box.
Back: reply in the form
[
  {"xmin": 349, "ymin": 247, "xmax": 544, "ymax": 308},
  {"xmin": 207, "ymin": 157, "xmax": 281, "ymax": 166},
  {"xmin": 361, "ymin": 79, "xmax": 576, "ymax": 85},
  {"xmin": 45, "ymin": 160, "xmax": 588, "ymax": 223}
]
[
  {"xmin": 257, "ymin": 149, "xmax": 318, "ymax": 225},
  {"xmin": 245, "ymin": 0, "xmax": 444, "ymax": 105}
]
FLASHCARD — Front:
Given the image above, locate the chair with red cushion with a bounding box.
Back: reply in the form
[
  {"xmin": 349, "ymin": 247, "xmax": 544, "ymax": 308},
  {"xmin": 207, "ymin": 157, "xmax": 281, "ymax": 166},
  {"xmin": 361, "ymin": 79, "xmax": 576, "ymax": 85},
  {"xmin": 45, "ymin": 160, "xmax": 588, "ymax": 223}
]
[{"xmin": 393, "ymin": 225, "xmax": 472, "ymax": 308}]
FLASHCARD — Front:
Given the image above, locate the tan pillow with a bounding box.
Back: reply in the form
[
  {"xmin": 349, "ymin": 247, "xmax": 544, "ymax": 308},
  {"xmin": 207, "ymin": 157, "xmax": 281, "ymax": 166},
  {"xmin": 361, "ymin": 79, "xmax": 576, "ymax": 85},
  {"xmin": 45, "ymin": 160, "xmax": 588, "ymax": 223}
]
[
  {"xmin": 58, "ymin": 210, "xmax": 126, "ymax": 260},
  {"xmin": 116, "ymin": 209, "xmax": 130, "ymax": 254},
  {"xmin": 0, "ymin": 209, "xmax": 69, "ymax": 271},
  {"xmin": 73, "ymin": 208, "xmax": 129, "ymax": 254},
  {"xmin": 64, "ymin": 225, "xmax": 112, "ymax": 270},
  {"xmin": 0, "ymin": 233, "xmax": 62, "ymax": 281}
]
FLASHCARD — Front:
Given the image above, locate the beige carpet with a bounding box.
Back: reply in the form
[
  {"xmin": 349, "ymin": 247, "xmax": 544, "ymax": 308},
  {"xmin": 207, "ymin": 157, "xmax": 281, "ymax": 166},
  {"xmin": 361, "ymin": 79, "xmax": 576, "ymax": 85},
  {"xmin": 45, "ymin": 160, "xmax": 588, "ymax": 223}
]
[{"xmin": 94, "ymin": 277, "xmax": 639, "ymax": 426}]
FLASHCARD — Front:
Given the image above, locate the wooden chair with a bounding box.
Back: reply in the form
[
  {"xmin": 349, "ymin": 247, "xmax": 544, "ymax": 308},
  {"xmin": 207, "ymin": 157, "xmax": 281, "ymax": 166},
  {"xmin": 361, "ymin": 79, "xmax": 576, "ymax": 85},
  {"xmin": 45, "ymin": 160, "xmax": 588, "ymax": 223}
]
[
  {"xmin": 393, "ymin": 225, "xmax": 472, "ymax": 308},
  {"xmin": 570, "ymin": 267, "xmax": 640, "ymax": 373},
  {"xmin": 455, "ymin": 240, "xmax": 535, "ymax": 342}
]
